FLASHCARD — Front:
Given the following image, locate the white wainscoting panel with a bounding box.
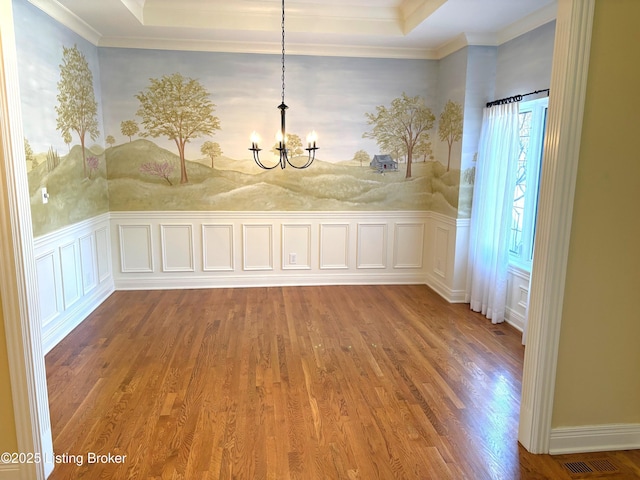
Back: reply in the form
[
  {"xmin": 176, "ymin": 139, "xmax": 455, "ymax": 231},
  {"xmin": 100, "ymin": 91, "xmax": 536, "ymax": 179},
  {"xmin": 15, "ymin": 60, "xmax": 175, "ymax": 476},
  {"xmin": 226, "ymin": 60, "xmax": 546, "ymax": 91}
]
[
  {"xmin": 35, "ymin": 252, "xmax": 60, "ymax": 329},
  {"xmin": 202, "ymin": 224, "xmax": 234, "ymax": 271},
  {"xmin": 282, "ymin": 224, "xmax": 311, "ymax": 270},
  {"xmin": 34, "ymin": 213, "xmax": 114, "ymax": 353},
  {"xmin": 393, "ymin": 222, "xmax": 424, "ymax": 269},
  {"xmin": 425, "ymin": 214, "xmax": 468, "ymax": 303},
  {"xmin": 319, "ymin": 223, "xmax": 349, "ymax": 270},
  {"xmin": 79, "ymin": 233, "xmax": 97, "ymax": 294},
  {"xmin": 119, "ymin": 224, "xmax": 153, "ymax": 273},
  {"xmin": 433, "ymin": 226, "xmax": 449, "ymax": 278},
  {"xmin": 160, "ymin": 224, "xmax": 194, "ymax": 272},
  {"xmin": 505, "ymin": 264, "xmax": 531, "ymax": 332},
  {"xmin": 60, "ymin": 241, "xmax": 80, "ymax": 310},
  {"xmin": 357, "ymin": 223, "xmax": 387, "ymax": 269},
  {"xmin": 243, "ymin": 224, "xmax": 273, "ymax": 271},
  {"xmin": 96, "ymin": 226, "xmax": 110, "ymax": 282},
  {"xmin": 111, "ymin": 212, "xmax": 443, "ymax": 290}
]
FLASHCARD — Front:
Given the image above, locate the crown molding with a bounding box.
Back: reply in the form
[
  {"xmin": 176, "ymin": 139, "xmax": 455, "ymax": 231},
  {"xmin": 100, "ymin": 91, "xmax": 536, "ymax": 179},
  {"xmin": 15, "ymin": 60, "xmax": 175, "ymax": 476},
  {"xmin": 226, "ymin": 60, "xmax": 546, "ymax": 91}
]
[
  {"xmin": 498, "ymin": 2, "xmax": 557, "ymax": 45},
  {"xmin": 120, "ymin": 0, "xmax": 145, "ymax": 24},
  {"xmin": 25, "ymin": 0, "xmax": 557, "ymax": 60},
  {"xmin": 400, "ymin": 0, "xmax": 447, "ymax": 34},
  {"xmin": 28, "ymin": 0, "xmax": 102, "ymax": 44},
  {"xmin": 434, "ymin": 32, "xmax": 498, "ymax": 59},
  {"xmin": 98, "ymin": 36, "xmax": 439, "ymax": 59}
]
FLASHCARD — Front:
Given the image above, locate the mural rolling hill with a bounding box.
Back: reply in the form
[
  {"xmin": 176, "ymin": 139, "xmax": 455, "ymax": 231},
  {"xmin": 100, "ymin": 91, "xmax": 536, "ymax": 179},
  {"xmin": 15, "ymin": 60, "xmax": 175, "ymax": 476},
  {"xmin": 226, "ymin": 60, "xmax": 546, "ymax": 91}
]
[
  {"xmin": 28, "ymin": 145, "xmax": 109, "ymax": 237},
  {"xmin": 106, "ymin": 140, "xmax": 460, "ymax": 214}
]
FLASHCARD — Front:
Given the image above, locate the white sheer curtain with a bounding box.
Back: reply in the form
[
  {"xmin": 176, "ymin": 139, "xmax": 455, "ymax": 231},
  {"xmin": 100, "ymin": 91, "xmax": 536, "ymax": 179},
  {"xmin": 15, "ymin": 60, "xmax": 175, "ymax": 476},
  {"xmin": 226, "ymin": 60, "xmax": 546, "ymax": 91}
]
[{"xmin": 466, "ymin": 102, "xmax": 520, "ymax": 324}]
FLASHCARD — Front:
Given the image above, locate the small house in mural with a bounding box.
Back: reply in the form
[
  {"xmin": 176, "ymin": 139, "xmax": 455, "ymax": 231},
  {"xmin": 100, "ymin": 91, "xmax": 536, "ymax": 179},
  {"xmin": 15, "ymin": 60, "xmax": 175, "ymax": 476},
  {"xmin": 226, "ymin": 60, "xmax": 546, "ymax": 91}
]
[{"xmin": 370, "ymin": 154, "xmax": 398, "ymax": 173}]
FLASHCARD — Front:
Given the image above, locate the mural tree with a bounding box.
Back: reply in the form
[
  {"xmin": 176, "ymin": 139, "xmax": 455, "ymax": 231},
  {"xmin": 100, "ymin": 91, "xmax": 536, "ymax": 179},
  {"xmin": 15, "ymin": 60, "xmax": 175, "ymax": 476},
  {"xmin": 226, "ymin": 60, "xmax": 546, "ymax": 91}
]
[
  {"xmin": 55, "ymin": 45, "xmax": 100, "ymax": 179},
  {"xmin": 271, "ymin": 133, "xmax": 303, "ymax": 157},
  {"xmin": 382, "ymin": 137, "xmax": 404, "ymax": 162},
  {"xmin": 63, "ymin": 131, "xmax": 72, "ymax": 153},
  {"xmin": 364, "ymin": 93, "xmax": 435, "ymax": 178},
  {"xmin": 353, "ymin": 149, "xmax": 370, "ymax": 167},
  {"xmin": 24, "ymin": 138, "xmax": 35, "ymax": 166},
  {"xmin": 135, "ymin": 73, "xmax": 220, "ymax": 184},
  {"xmin": 120, "ymin": 120, "xmax": 139, "ymax": 142},
  {"xmin": 414, "ymin": 138, "xmax": 433, "ymax": 162},
  {"xmin": 106, "ymin": 135, "xmax": 116, "ymax": 148},
  {"xmin": 201, "ymin": 141, "xmax": 222, "ymax": 169},
  {"xmin": 438, "ymin": 100, "xmax": 463, "ymax": 171}
]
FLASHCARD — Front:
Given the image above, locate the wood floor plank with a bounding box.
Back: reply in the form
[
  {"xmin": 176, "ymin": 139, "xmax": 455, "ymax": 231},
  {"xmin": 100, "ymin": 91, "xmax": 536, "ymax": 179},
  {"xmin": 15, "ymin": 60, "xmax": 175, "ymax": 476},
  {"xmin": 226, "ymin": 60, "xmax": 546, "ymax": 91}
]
[{"xmin": 45, "ymin": 285, "xmax": 640, "ymax": 479}]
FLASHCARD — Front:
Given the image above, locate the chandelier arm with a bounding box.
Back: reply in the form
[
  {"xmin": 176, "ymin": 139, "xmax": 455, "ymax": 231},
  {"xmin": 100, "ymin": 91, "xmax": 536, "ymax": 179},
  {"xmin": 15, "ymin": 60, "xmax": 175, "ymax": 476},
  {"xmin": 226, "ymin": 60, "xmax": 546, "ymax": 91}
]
[
  {"xmin": 251, "ymin": 149, "xmax": 282, "ymax": 170},
  {"xmin": 286, "ymin": 147, "xmax": 318, "ymax": 169}
]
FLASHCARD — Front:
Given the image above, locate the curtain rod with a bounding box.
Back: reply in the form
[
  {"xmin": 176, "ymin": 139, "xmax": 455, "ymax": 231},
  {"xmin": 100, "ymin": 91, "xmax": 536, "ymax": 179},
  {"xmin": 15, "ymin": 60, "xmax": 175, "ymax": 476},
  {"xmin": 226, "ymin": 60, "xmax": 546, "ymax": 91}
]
[{"xmin": 486, "ymin": 89, "xmax": 550, "ymax": 108}]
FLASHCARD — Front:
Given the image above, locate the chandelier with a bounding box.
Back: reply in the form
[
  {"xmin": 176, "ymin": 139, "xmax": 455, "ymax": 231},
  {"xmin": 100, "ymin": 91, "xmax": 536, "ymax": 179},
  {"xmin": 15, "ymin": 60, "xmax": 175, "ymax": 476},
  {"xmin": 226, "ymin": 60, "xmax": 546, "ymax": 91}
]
[{"xmin": 249, "ymin": 0, "xmax": 318, "ymax": 169}]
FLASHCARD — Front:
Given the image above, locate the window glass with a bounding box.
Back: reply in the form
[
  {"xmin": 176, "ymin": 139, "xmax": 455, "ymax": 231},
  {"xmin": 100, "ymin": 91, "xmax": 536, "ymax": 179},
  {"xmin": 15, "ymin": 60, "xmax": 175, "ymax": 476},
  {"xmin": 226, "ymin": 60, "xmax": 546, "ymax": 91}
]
[{"xmin": 508, "ymin": 97, "xmax": 548, "ymax": 269}]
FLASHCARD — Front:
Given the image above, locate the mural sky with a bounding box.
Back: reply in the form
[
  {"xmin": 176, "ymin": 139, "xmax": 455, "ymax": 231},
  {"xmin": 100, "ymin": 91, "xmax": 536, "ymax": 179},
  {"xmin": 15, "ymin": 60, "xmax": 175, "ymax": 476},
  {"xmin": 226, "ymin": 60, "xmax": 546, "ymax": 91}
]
[{"xmin": 98, "ymin": 48, "xmax": 439, "ymax": 163}]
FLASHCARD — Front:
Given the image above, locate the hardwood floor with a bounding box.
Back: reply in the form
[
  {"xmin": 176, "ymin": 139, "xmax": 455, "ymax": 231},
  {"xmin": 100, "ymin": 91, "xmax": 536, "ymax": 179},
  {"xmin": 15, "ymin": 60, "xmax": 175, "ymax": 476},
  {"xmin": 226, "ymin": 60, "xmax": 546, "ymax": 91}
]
[{"xmin": 45, "ymin": 285, "xmax": 640, "ymax": 479}]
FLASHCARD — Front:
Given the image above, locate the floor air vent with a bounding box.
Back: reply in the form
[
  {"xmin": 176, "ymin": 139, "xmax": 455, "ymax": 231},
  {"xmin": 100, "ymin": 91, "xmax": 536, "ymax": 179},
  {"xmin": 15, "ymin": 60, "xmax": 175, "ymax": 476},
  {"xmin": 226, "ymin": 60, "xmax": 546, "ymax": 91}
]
[
  {"xmin": 589, "ymin": 459, "xmax": 617, "ymax": 472},
  {"xmin": 561, "ymin": 458, "xmax": 621, "ymax": 477},
  {"xmin": 564, "ymin": 462, "xmax": 592, "ymax": 474}
]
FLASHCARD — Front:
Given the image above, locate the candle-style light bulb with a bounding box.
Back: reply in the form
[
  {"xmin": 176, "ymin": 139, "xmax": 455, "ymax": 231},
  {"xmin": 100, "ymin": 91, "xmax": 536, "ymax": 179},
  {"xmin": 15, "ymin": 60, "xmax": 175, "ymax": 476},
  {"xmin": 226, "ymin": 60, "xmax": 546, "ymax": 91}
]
[
  {"xmin": 250, "ymin": 131, "xmax": 260, "ymax": 149},
  {"xmin": 307, "ymin": 131, "xmax": 318, "ymax": 148}
]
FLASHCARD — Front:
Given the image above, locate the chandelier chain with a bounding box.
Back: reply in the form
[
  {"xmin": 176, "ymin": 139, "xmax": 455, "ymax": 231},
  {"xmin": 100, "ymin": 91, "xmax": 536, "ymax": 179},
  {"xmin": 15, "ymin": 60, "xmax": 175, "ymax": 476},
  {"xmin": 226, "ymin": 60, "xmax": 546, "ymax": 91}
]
[
  {"xmin": 281, "ymin": 0, "xmax": 286, "ymax": 105},
  {"xmin": 248, "ymin": 0, "xmax": 317, "ymax": 169}
]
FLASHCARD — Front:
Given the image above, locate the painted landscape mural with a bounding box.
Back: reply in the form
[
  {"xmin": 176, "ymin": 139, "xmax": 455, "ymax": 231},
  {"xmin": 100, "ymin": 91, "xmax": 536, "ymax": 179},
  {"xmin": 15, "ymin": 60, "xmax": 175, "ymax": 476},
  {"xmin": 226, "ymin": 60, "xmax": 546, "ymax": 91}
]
[
  {"xmin": 98, "ymin": 49, "xmax": 464, "ymax": 215},
  {"xmin": 13, "ymin": 0, "xmax": 471, "ymax": 237}
]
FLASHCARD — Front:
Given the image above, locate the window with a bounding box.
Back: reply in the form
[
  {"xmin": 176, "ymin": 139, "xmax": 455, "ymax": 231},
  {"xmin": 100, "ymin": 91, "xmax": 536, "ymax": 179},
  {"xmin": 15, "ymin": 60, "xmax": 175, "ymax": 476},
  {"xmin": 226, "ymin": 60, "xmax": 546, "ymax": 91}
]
[{"xmin": 508, "ymin": 97, "xmax": 548, "ymax": 269}]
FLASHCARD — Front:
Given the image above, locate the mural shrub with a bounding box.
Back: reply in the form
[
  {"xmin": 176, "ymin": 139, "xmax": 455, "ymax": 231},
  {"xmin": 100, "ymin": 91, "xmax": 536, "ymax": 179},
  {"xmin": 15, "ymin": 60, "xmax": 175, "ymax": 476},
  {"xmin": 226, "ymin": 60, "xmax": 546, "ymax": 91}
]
[
  {"xmin": 139, "ymin": 160, "xmax": 175, "ymax": 185},
  {"xmin": 87, "ymin": 156, "xmax": 99, "ymax": 178}
]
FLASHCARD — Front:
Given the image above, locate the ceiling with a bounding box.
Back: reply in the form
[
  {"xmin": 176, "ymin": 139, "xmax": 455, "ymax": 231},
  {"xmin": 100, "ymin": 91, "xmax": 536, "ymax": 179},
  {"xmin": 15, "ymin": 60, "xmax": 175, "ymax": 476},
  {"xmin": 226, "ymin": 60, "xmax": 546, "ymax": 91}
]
[{"xmin": 28, "ymin": 0, "xmax": 557, "ymax": 59}]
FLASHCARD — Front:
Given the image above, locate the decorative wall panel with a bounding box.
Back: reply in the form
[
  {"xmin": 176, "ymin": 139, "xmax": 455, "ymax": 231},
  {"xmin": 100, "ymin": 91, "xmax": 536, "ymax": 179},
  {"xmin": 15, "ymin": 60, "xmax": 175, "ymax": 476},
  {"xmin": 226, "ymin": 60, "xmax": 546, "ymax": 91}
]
[
  {"xmin": 434, "ymin": 226, "xmax": 449, "ymax": 278},
  {"xmin": 243, "ymin": 224, "xmax": 273, "ymax": 271},
  {"xmin": 96, "ymin": 226, "xmax": 110, "ymax": 282},
  {"xmin": 357, "ymin": 223, "xmax": 387, "ymax": 269},
  {"xmin": 393, "ymin": 222, "xmax": 424, "ymax": 268},
  {"xmin": 60, "ymin": 242, "xmax": 80, "ymax": 309},
  {"xmin": 79, "ymin": 233, "xmax": 97, "ymax": 294},
  {"xmin": 119, "ymin": 224, "xmax": 153, "ymax": 273},
  {"xmin": 160, "ymin": 224, "xmax": 194, "ymax": 272},
  {"xmin": 320, "ymin": 223, "xmax": 349, "ymax": 270},
  {"xmin": 35, "ymin": 252, "xmax": 59, "ymax": 328},
  {"xmin": 202, "ymin": 224, "xmax": 234, "ymax": 271},
  {"xmin": 282, "ymin": 224, "xmax": 311, "ymax": 270}
]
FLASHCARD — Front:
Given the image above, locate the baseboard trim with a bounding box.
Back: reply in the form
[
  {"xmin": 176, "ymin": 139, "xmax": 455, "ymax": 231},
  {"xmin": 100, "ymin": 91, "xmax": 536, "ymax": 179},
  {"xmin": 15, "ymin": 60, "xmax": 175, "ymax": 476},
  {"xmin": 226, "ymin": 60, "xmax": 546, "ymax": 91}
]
[
  {"xmin": 505, "ymin": 307, "xmax": 525, "ymax": 332},
  {"xmin": 549, "ymin": 423, "xmax": 640, "ymax": 454},
  {"xmin": 0, "ymin": 464, "xmax": 21, "ymax": 480},
  {"xmin": 114, "ymin": 272, "xmax": 428, "ymax": 291},
  {"xmin": 424, "ymin": 273, "xmax": 466, "ymax": 303},
  {"xmin": 41, "ymin": 280, "xmax": 115, "ymax": 354}
]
